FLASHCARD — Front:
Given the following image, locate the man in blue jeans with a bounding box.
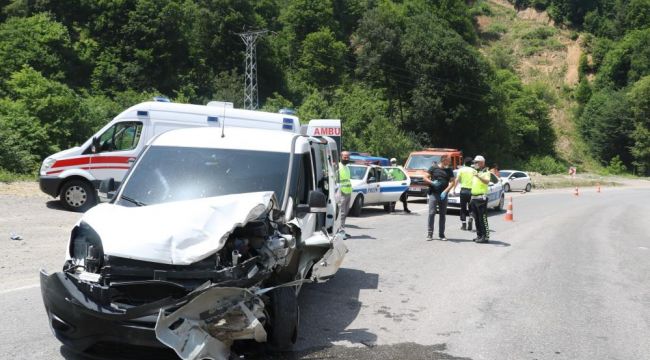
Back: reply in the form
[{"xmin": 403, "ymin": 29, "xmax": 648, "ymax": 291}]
[{"xmin": 424, "ymin": 155, "xmax": 456, "ymax": 241}]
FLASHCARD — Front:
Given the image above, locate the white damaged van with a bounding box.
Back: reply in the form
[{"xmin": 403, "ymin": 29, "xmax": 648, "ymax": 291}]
[{"xmin": 40, "ymin": 116, "xmax": 348, "ymax": 359}]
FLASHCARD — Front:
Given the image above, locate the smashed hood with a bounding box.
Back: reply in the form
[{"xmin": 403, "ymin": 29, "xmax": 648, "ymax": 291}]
[{"xmin": 80, "ymin": 192, "xmax": 276, "ymax": 265}]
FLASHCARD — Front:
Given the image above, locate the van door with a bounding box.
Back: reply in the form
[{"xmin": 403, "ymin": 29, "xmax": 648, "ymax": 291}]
[
  {"xmin": 89, "ymin": 121, "xmax": 144, "ymax": 184},
  {"xmin": 364, "ymin": 167, "xmax": 381, "ymax": 205}
]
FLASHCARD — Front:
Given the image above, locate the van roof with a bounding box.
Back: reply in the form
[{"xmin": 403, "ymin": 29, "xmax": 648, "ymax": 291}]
[
  {"xmin": 116, "ymin": 101, "xmax": 301, "ymax": 133},
  {"xmin": 152, "ymin": 126, "xmax": 309, "ymax": 154}
]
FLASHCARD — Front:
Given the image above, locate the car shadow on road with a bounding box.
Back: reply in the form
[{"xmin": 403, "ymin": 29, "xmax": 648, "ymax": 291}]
[
  {"xmin": 45, "ymin": 200, "xmax": 69, "ymax": 212},
  {"xmin": 236, "ymin": 267, "xmax": 380, "ymax": 359}
]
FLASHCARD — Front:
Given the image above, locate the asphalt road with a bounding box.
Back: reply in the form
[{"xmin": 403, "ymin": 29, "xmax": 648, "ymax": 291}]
[{"xmin": 1, "ymin": 185, "xmax": 649, "ymax": 360}]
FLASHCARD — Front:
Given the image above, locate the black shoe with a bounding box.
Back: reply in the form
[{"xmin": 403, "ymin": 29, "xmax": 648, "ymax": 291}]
[
  {"xmin": 405, "ymin": 209, "xmax": 412, "ymax": 213},
  {"xmin": 461, "ymin": 223, "xmax": 467, "ymax": 231},
  {"xmin": 439, "ymin": 235, "xmax": 447, "ymax": 241},
  {"xmin": 426, "ymin": 233, "xmax": 433, "ymax": 241},
  {"xmin": 476, "ymin": 236, "xmax": 488, "ymax": 243},
  {"xmin": 468, "ymin": 219, "xmax": 473, "ymax": 231}
]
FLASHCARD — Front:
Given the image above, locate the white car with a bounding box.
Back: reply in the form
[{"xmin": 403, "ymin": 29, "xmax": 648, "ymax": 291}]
[
  {"xmin": 40, "ymin": 124, "xmax": 347, "ymax": 359},
  {"xmin": 448, "ymin": 171, "xmax": 505, "ymax": 211},
  {"xmin": 499, "ymin": 170, "xmax": 532, "ymax": 192},
  {"xmin": 347, "ymin": 165, "xmax": 410, "ymax": 216}
]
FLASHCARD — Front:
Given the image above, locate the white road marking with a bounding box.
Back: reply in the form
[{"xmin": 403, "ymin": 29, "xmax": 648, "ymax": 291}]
[
  {"xmin": 0, "ymin": 283, "xmax": 40, "ymax": 294},
  {"xmin": 639, "ymin": 247, "xmax": 648, "ymax": 250}
]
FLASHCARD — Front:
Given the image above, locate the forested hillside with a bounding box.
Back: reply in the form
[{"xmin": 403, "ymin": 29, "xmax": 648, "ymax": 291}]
[{"xmin": 0, "ymin": 0, "xmax": 647, "ymax": 176}]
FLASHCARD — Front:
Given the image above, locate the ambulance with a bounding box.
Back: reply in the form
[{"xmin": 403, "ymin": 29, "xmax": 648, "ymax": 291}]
[{"xmin": 39, "ymin": 99, "xmax": 303, "ymax": 211}]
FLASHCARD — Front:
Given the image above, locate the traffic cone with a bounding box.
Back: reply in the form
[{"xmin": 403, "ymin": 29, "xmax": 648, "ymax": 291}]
[
  {"xmin": 504, "ymin": 196, "xmax": 514, "ymax": 221},
  {"xmin": 597, "ymin": 183, "xmax": 601, "ymax": 193},
  {"xmin": 574, "ymin": 186, "xmax": 579, "ymax": 196}
]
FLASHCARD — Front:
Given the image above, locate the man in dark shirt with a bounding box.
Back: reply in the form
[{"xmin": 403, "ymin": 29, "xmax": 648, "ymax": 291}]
[{"xmin": 424, "ymin": 155, "xmax": 456, "ymax": 241}]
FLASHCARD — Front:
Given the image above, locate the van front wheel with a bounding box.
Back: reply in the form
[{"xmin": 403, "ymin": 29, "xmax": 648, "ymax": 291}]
[{"xmin": 60, "ymin": 179, "xmax": 97, "ymax": 212}]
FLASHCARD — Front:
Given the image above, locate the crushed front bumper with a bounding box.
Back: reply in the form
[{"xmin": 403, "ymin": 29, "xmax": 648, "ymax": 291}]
[
  {"xmin": 40, "ymin": 269, "xmax": 288, "ymax": 360},
  {"xmin": 39, "ymin": 269, "xmax": 175, "ymax": 351}
]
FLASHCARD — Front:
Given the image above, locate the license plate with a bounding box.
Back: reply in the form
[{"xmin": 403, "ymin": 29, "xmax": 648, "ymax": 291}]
[
  {"xmin": 409, "ymin": 187, "xmax": 419, "ymax": 192},
  {"xmin": 448, "ymin": 198, "xmax": 459, "ymax": 204}
]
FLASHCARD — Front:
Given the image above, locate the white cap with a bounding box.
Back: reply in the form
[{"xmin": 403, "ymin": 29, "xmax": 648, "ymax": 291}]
[
  {"xmin": 473, "ymin": 155, "xmax": 485, "ymax": 162},
  {"xmin": 390, "ymin": 158, "xmax": 397, "ymax": 163}
]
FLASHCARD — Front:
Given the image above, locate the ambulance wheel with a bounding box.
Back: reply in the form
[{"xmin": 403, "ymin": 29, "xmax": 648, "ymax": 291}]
[
  {"xmin": 267, "ymin": 287, "xmax": 299, "ymax": 351},
  {"xmin": 350, "ymin": 195, "xmax": 363, "ymax": 217},
  {"xmin": 60, "ymin": 179, "xmax": 97, "ymax": 212}
]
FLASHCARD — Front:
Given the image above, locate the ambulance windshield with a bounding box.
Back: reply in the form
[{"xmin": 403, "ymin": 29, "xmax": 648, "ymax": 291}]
[{"xmin": 118, "ymin": 146, "xmax": 289, "ymax": 206}]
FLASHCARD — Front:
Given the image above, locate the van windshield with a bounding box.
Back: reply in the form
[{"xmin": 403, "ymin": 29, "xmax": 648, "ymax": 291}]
[
  {"xmin": 405, "ymin": 154, "xmax": 441, "ymax": 170},
  {"xmin": 118, "ymin": 146, "xmax": 290, "ymax": 206}
]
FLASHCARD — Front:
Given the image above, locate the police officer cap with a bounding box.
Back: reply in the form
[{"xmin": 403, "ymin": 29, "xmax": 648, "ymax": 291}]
[{"xmin": 473, "ymin": 155, "xmax": 485, "ymax": 162}]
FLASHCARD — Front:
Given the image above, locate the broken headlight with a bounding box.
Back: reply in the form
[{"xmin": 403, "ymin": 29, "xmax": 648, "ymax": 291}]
[{"xmin": 68, "ymin": 222, "xmax": 104, "ymax": 274}]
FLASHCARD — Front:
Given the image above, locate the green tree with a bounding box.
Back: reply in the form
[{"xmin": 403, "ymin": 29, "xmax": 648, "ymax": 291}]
[
  {"xmin": 628, "ymin": 76, "xmax": 650, "ymax": 174},
  {"xmin": 0, "ymin": 14, "xmax": 73, "ymax": 93},
  {"xmin": 596, "ymin": 28, "xmax": 650, "ymax": 88},
  {"xmin": 0, "ymin": 100, "xmax": 51, "ymax": 173},
  {"xmin": 579, "ymin": 90, "xmax": 634, "ymax": 166},
  {"xmin": 297, "ymin": 28, "xmax": 347, "ymax": 89},
  {"xmin": 4, "ymin": 66, "xmax": 83, "ymax": 151}
]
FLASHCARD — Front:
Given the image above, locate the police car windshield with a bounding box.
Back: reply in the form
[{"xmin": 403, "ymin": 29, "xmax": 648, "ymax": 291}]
[
  {"xmin": 348, "ymin": 165, "xmax": 368, "ymax": 180},
  {"xmin": 406, "ymin": 155, "xmax": 441, "ymax": 170},
  {"xmin": 118, "ymin": 146, "xmax": 289, "ymax": 206}
]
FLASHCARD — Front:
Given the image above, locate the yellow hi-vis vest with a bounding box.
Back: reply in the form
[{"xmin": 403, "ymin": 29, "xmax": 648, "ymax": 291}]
[
  {"xmin": 339, "ymin": 163, "xmax": 352, "ymax": 194},
  {"xmin": 471, "ymin": 169, "xmax": 490, "ymax": 195},
  {"xmin": 457, "ymin": 166, "xmax": 476, "ymax": 189}
]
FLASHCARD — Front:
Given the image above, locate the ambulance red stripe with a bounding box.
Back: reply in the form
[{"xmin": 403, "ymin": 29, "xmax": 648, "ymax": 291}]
[{"xmin": 52, "ymin": 156, "xmax": 133, "ymax": 168}]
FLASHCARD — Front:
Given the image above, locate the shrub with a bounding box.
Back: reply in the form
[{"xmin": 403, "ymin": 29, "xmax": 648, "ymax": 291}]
[
  {"xmin": 604, "ymin": 155, "xmax": 627, "ymax": 175},
  {"xmin": 522, "ymin": 26, "xmax": 557, "ymax": 40}
]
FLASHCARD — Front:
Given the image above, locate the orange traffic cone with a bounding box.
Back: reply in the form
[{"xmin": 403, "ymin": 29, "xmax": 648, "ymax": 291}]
[
  {"xmin": 574, "ymin": 186, "xmax": 579, "ymax": 196},
  {"xmin": 504, "ymin": 196, "xmax": 514, "ymax": 221},
  {"xmin": 597, "ymin": 183, "xmax": 601, "ymax": 193}
]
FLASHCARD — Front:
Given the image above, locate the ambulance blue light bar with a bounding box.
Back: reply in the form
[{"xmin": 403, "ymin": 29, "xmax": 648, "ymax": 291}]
[
  {"xmin": 207, "ymin": 116, "xmax": 219, "ymax": 124},
  {"xmin": 137, "ymin": 110, "xmax": 148, "ymax": 117},
  {"xmin": 282, "ymin": 118, "xmax": 294, "ymax": 131}
]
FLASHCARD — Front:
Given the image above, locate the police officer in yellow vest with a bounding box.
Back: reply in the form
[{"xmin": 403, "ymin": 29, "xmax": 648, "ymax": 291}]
[
  {"xmin": 339, "ymin": 151, "xmax": 353, "ymax": 239},
  {"xmin": 389, "ymin": 158, "xmax": 411, "ymax": 213},
  {"xmin": 456, "ymin": 157, "xmax": 477, "ymax": 231},
  {"xmin": 470, "ymin": 155, "xmax": 491, "ymax": 243}
]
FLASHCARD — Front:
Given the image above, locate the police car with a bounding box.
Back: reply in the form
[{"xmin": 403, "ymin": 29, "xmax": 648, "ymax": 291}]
[
  {"xmin": 447, "ymin": 170, "xmax": 505, "ymax": 211},
  {"xmin": 347, "ymin": 165, "xmax": 410, "ymax": 216}
]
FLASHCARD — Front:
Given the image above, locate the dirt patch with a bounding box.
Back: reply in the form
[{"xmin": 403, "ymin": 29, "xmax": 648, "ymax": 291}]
[
  {"xmin": 564, "ymin": 41, "xmax": 581, "ymax": 85},
  {"xmin": 477, "ymin": 15, "xmax": 492, "ymax": 31},
  {"xmin": 517, "ymin": 7, "xmax": 553, "ymax": 25},
  {"xmin": 0, "ymin": 181, "xmax": 47, "ymax": 198}
]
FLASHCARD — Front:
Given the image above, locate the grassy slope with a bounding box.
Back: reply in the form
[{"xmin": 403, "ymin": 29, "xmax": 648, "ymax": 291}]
[{"xmin": 475, "ymin": 0, "xmax": 601, "ymax": 172}]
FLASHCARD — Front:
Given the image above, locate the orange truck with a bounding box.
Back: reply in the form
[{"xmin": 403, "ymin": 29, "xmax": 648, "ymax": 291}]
[{"xmin": 404, "ymin": 148, "xmax": 463, "ymax": 197}]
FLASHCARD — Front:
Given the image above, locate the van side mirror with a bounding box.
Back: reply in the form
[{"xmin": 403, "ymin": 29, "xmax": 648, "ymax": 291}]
[
  {"xmin": 368, "ymin": 176, "xmax": 376, "ymax": 183},
  {"xmin": 295, "ymin": 190, "xmax": 327, "ymax": 217},
  {"xmin": 99, "ymin": 178, "xmax": 116, "ymax": 199},
  {"xmin": 308, "ymin": 190, "xmax": 327, "ymax": 209},
  {"xmin": 91, "ymin": 137, "xmax": 100, "ymax": 154}
]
